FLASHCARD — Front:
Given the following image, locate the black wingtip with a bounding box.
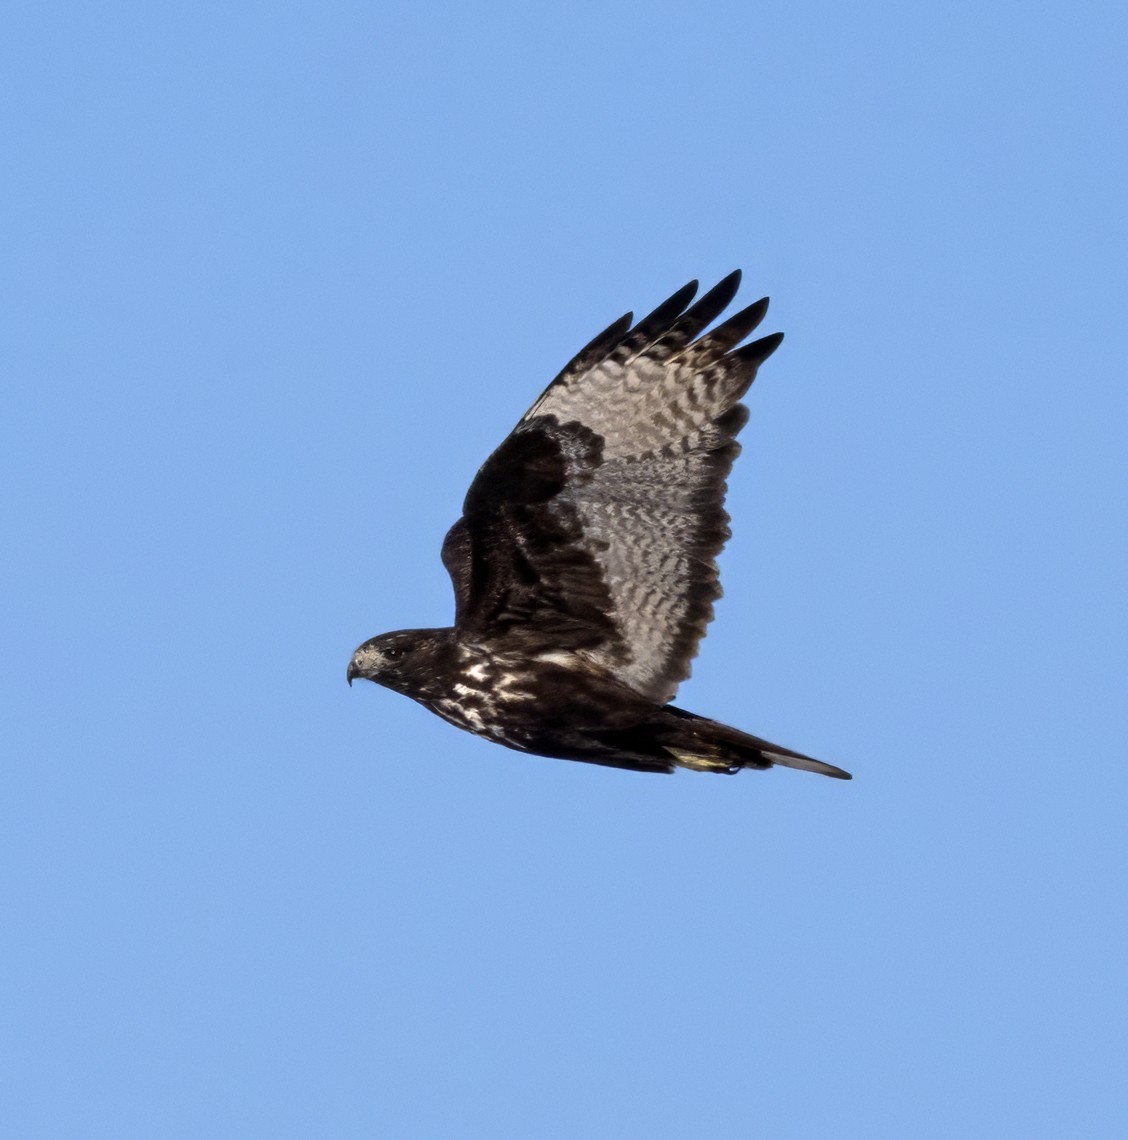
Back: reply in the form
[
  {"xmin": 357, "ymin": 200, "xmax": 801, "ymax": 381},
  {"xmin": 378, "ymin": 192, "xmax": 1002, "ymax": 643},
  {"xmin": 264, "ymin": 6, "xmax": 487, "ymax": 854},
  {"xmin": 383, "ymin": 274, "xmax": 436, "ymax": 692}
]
[
  {"xmin": 700, "ymin": 270, "xmax": 742, "ymax": 311},
  {"xmin": 747, "ymin": 295, "xmax": 769, "ymax": 322},
  {"xmin": 670, "ymin": 271, "xmax": 745, "ymax": 342},
  {"xmin": 566, "ymin": 311, "xmax": 633, "ymax": 373},
  {"xmin": 732, "ymin": 331, "xmax": 784, "ymax": 366},
  {"xmin": 692, "ymin": 295, "xmax": 772, "ymax": 357},
  {"xmin": 635, "ymin": 280, "xmax": 699, "ymax": 333}
]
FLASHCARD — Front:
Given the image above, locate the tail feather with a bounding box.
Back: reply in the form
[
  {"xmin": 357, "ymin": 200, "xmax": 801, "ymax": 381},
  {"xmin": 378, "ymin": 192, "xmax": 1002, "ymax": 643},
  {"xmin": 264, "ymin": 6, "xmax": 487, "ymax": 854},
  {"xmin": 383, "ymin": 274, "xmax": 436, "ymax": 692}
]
[{"xmin": 661, "ymin": 706, "xmax": 852, "ymax": 780}]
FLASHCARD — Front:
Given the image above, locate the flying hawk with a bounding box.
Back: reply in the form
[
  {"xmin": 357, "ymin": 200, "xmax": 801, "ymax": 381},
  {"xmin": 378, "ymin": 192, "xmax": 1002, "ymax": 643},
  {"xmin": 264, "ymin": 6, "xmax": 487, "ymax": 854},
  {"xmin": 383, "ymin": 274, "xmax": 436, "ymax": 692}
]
[{"xmin": 348, "ymin": 271, "xmax": 850, "ymax": 779}]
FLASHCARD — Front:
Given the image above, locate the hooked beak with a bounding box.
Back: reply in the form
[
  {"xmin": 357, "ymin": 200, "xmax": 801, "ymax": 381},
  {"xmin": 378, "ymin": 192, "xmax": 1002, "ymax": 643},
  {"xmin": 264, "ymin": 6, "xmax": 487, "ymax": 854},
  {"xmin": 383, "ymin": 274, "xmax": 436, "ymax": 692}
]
[{"xmin": 346, "ymin": 660, "xmax": 359, "ymax": 687}]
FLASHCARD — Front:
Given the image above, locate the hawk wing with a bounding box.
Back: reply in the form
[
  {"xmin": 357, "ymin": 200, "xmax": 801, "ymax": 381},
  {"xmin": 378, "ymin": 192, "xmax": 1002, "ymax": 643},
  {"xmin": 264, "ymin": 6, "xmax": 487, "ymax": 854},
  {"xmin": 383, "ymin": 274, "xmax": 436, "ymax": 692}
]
[{"xmin": 441, "ymin": 271, "xmax": 783, "ymax": 705}]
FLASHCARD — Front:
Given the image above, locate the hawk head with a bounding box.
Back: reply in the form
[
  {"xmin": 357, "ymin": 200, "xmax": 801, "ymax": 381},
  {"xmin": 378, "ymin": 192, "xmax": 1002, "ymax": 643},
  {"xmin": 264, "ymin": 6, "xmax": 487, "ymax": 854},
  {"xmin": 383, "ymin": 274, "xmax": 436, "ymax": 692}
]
[{"xmin": 346, "ymin": 628, "xmax": 454, "ymax": 698}]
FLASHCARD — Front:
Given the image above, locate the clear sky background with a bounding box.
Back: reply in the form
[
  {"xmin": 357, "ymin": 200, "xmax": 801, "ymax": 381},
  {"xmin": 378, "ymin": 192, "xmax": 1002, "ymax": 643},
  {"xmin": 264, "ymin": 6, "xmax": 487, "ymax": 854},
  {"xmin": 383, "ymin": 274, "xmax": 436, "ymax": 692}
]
[{"xmin": 4, "ymin": 2, "xmax": 1127, "ymax": 1137}]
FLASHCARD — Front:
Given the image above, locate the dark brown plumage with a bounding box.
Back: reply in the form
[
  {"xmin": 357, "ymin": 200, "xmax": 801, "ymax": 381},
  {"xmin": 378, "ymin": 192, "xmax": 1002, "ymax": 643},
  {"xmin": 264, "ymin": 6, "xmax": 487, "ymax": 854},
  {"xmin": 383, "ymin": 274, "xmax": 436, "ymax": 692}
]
[{"xmin": 348, "ymin": 272, "xmax": 851, "ymax": 779}]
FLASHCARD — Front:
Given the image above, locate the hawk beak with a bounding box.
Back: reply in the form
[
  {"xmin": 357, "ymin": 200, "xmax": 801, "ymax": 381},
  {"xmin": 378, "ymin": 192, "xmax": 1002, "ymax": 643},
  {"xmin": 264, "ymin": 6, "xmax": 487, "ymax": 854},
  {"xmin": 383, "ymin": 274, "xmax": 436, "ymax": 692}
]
[{"xmin": 346, "ymin": 661, "xmax": 358, "ymax": 687}]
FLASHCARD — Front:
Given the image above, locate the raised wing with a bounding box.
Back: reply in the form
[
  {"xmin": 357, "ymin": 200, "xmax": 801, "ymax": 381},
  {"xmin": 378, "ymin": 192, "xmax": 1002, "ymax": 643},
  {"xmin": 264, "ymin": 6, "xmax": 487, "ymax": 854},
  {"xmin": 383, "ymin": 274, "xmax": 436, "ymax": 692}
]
[{"xmin": 442, "ymin": 271, "xmax": 783, "ymax": 704}]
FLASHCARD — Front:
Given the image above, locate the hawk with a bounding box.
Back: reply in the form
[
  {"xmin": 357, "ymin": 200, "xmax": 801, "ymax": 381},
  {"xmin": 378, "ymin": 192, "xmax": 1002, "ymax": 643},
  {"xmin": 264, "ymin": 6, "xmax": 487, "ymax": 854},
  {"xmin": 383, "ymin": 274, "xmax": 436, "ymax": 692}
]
[{"xmin": 348, "ymin": 272, "xmax": 850, "ymax": 779}]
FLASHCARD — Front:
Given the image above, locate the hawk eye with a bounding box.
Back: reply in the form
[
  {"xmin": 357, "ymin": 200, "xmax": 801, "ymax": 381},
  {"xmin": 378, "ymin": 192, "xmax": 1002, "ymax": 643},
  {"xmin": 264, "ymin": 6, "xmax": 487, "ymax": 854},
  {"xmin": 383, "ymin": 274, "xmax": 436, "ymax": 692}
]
[{"xmin": 384, "ymin": 646, "xmax": 405, "ymax": 660}]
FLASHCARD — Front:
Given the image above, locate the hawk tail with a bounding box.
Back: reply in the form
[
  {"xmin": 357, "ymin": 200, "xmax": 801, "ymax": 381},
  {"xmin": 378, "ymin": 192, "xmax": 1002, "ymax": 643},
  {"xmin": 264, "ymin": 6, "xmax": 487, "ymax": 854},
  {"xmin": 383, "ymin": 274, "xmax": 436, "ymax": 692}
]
[{"xmin": 660, "ymin": 706, "xmax": 852, "ymax": 780}]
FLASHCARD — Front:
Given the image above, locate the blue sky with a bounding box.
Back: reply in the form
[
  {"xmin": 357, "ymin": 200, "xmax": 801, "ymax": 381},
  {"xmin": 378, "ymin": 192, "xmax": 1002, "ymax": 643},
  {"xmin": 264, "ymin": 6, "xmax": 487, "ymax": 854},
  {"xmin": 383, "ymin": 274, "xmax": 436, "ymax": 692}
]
[{"xmin": 4, "ymin": 1, "xmax": 1127, "ymax": 1136}]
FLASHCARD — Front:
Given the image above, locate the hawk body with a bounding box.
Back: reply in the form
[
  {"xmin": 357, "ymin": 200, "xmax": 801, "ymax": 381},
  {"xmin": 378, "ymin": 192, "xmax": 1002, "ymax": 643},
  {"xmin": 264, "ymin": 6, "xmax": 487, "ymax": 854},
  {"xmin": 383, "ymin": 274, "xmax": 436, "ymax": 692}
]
[{"xmin": 349, "ymin": 272, "xmax": 850, "ymax": 780}]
